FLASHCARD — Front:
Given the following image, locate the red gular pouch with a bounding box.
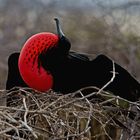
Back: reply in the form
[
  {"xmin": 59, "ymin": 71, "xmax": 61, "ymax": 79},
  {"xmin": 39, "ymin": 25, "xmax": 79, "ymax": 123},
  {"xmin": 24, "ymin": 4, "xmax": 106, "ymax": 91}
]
[{"xmin": 18, "ymin": 32, "xmax": 59, "ymax": 92}]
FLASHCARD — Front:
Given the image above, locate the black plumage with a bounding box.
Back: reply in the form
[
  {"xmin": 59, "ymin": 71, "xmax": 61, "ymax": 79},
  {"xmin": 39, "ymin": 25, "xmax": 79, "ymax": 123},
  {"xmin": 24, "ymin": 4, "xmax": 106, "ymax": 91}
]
[
  {"xmin": 6, "ymin": 52, "xmax": 28, "ymax": 90},
  {"xmin": 6, "ymin": 18, "xmax": 140, "ymax": 101},
  {"xmin": 6, "ymin": 36, "xmax": 140, "ymax": 101},
  {"xmin": 38, "ymin": 35, "xmax": 140, "ymax": 101}
]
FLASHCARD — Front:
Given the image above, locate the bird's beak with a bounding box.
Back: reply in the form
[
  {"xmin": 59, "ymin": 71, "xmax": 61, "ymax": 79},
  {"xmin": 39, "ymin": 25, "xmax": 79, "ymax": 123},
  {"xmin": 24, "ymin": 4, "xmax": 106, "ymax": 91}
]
[{"xmin": 54, "ymin": 18, "xmax": 65, "ymax": 38}]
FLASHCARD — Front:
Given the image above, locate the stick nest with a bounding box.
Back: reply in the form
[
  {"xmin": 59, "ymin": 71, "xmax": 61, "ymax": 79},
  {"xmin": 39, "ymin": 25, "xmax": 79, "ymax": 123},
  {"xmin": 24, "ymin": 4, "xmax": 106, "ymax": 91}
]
[{"xmin": 0, "ymin": 87, "xmax": 140, "ymax": 140}]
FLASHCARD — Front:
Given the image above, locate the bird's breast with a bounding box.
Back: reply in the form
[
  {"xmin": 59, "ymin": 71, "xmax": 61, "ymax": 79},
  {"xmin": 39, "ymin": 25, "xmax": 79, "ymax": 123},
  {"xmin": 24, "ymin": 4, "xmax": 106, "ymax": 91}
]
[
  {"xmin": 19, "ymin": 51, "xmax": 53, "ymax": 92},
  {"xmin": 18, "ymin": 33, "xmax": 59, "ymax": 92}
]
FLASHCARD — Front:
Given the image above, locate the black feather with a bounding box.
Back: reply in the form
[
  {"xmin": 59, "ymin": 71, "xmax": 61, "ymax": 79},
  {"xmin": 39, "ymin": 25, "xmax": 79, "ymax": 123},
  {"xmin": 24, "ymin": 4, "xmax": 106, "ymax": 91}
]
[{"xmin": 6, "ymin": 37, "xmax": 140, "ymax": 101}]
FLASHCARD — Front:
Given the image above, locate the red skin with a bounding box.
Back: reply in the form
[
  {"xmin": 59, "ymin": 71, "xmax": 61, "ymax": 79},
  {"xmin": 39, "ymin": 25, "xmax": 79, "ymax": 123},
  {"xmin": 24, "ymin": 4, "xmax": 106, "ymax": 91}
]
[{"xmin": 18, "ymin": 32, "xmax": 59, "ymax": 92}]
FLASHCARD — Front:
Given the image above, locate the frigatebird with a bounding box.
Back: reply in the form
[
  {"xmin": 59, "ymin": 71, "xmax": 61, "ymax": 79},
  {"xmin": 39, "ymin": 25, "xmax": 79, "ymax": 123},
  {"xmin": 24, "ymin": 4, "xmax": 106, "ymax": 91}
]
[{"xmin": 6, "ymin": 18, "xmax": 140, "ymax": 101}]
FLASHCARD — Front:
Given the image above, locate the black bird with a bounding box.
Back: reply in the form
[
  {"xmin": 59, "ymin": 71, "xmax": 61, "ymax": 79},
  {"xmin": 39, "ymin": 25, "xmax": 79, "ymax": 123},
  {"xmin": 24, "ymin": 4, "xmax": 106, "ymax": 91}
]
[{"xmin": 6, "ymin": 18, "xmax": 140, "ymax": 101}]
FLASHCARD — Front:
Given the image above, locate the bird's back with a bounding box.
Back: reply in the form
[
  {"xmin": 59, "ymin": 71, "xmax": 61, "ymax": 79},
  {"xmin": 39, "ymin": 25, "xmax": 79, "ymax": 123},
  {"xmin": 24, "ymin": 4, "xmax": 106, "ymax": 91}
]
[{"xmin": 6, "ymin": 52, "xmax": 27, "ymax": 90}]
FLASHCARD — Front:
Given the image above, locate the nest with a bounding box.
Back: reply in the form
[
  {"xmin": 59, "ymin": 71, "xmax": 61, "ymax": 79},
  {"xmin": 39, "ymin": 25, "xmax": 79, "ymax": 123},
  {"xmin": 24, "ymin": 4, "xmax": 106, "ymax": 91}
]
[{"xmin": 0, "ymin": 86, "xmax": 139, "ymax": 140}]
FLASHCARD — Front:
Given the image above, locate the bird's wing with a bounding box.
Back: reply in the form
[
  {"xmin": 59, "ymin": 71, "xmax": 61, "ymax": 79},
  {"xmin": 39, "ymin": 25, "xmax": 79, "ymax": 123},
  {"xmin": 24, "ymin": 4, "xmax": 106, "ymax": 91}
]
[
  {"xmin": 69, "ymin": 51, "xmax": 90, "ymax": 61},
  {"xmin": 6, "ymin": 52, "xmax": 27, "ymax": 90}
]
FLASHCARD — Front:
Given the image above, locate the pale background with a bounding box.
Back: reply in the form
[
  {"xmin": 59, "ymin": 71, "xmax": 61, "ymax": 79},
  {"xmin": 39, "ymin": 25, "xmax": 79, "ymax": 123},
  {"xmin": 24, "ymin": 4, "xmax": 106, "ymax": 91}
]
[{"xmin": 0, "ymin": 0, "xmax": 140, "ymax": 88}]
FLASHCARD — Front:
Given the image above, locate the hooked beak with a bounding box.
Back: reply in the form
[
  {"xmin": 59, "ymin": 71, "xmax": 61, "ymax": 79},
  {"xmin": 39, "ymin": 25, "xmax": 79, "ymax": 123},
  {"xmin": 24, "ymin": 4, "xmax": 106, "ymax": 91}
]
[{"xmin": 54, "ymin": 18, "xmax": 65, "ymax": 38}]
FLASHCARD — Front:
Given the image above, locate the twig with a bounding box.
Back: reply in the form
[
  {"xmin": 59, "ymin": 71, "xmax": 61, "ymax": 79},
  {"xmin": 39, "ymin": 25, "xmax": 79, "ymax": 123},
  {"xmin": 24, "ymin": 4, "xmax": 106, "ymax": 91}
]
[
  {"xmin": 19, "ymin": 120, "xmax": 38, "ymax": 139},
  {"xmin": 97, "ymin": 60, "xmax": 116, "ymax": 94},
  {"xmin": 23, "ymin": 97, "xmax": 28, "ymax": 124}
]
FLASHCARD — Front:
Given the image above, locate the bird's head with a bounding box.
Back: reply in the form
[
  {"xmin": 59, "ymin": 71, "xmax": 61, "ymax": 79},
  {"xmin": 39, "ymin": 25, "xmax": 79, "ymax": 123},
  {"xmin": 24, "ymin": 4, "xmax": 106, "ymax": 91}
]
[{"xmin": 18, "ymin": 18, "xmax": 67, "ymax": 92}]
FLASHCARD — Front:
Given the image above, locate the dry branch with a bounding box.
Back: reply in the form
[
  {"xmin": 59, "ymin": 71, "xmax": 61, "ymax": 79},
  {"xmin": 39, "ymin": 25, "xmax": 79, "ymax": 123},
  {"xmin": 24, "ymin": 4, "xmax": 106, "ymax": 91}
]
[{"xmin": 0, "ymin": 86, "xmax": 138, "ymax": 140}]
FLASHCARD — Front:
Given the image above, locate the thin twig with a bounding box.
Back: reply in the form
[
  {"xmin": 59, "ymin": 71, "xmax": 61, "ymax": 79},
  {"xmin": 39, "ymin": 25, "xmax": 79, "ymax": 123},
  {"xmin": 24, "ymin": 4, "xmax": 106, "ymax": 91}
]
[{"xmin": 97, "ymin": 60, "xmax": 116, "ymax": 94}]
